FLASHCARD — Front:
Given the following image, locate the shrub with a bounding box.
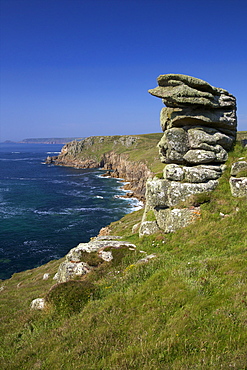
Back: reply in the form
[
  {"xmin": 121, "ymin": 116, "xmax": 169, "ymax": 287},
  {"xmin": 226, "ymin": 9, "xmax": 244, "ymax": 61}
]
[
  {"xmin": 46, "ymin": 280, "xmax": 97, "ymax": 316},
  {"xmin": 78, "ymin": 251, "xmax": 103, "ymax": 267}
]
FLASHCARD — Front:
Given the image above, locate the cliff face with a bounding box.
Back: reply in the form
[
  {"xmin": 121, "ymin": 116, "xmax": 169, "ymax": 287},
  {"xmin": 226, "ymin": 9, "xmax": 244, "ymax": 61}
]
[
  {"xmin": 46, "ymin": 135, "xmax": 161, "ymax": 200},
  {"xmin": 100, "ymin": 151, "xmax": 153, "ymax": 199}
]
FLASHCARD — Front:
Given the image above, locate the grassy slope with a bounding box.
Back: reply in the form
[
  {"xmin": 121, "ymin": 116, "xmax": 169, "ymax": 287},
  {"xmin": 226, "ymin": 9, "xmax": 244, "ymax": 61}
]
[{"xmin": 0, "ymin": 141, "xmax": 247, "ymax": 370}]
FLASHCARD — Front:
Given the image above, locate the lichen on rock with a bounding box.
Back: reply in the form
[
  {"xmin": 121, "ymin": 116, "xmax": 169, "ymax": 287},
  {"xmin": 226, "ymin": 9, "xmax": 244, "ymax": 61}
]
[
  {"xmin": 229, "ymin": 160, "xmax": 247, "ymax": 197},
  {"xmin": 55, "ymin": 237, "xmax": 137, "ymax": 283},
  {"xmin": 139, "ymin": 74, "xmax": 237, "ymax": 236}
]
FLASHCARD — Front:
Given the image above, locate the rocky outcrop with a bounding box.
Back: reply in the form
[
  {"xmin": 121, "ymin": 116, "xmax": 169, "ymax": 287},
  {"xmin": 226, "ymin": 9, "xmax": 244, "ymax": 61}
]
[
  {"xmin": 45, "ymin": 139, "xmax": 100, "ymax": 168},
  {"xmin": 229, "ymin": 160, "xmax": 247, "ymax": 197},
  {"xmin": 54, "ymin": 236, "xmax": 137, "ymax": 283},
  {"xmin": 46, "ymin": 136, "xmax": 153, "ymax": 200},
  {"xmin": 140, "ymin": 74, "xmax": 237, "ymax": 236},
  {"xmin": 52, "ymin": 234, "xmax": 158, "ymax": 284},
  {"xmin": 30, "ymin": 298, "xmax": 46, "ymax": 310}
]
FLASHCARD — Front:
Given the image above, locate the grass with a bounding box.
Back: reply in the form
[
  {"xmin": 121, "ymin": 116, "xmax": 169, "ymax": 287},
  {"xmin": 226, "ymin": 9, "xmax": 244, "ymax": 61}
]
[
  {"xmin": 236, "ymin": 131, "xmax": 247, "ymax": 141},
  {"xmin": 0, "ymin": 140, "xmax": 246, "ymax": 369},
  {"xmin": 59, "ymin": 133, "xmax": 164, "ymax": 175}
]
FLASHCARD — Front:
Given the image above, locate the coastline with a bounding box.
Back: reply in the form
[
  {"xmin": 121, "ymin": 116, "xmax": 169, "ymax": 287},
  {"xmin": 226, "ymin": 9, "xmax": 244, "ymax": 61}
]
[
  {"xmin": 99, "ymin": 173, "xmax": 144, "ymax": 208},
  {"xmin": 44, "ymin": 134, "xmax": 165, "ymax": 202},
  {"xmin": 46, "ymin": 154, "xmax": 153, "ymax": 202},
  {"xmin": 1, "ymin": 143, "xmax": 145, "ymax": 280}
]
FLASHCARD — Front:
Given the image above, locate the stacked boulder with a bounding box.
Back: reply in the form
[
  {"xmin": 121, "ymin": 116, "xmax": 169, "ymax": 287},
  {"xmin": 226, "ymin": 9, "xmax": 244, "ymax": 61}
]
[{"xmin": 140, "ymin": 74, "xmax": 237, "ymax": 236}]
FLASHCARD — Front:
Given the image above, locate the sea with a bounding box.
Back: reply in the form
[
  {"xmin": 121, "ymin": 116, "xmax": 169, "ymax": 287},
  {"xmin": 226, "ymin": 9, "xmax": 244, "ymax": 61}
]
[{"xmin": 0, "ymin": 143, "xmax": 142, "ymax": 280}]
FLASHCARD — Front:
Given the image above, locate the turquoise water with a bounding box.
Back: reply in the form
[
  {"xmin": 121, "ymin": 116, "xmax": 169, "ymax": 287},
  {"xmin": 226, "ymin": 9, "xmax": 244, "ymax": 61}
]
[{"xmin": 0, "ymin": 143, "xmax": 141, "ymax": 279}]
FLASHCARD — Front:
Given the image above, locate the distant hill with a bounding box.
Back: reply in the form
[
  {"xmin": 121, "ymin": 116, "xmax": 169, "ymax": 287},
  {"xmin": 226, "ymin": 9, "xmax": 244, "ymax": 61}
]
[{"xmin": 3, "ymin": 137, "xmax": 84, "ymax": 144}]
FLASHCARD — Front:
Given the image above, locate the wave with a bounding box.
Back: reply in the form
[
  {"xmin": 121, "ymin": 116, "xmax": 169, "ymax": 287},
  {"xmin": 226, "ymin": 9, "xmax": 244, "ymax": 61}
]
[
  {"xmin": 49, "ymin": 179, "xmax": 94, "ymax": 187},
  {"xmin": 0, "ymin": 206, "xmax": 27, "ymax": 217},
  {"xmin": 33, "ymin": 209, "xmax": 70, "ymax": 215},
  {"xmin": 0, "ymin": 158, "xmax": 39, "ymax": 162},
  {"xmin": 23, "ymin": 240, "xmax": 39, "ymax": 246},
  {"xmin": 57, "ymin": 173, "xmax": 92, "ymax": 177},
  {"xmin": 56, "ymin": 190, "xmax": 88, "ymax": 197}
]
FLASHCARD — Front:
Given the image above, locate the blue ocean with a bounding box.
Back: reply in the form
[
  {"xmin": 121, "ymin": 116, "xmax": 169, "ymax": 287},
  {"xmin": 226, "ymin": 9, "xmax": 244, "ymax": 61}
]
[{"xmin": 0, "ymin": 143, "xmax": 142, "ymax": 280}]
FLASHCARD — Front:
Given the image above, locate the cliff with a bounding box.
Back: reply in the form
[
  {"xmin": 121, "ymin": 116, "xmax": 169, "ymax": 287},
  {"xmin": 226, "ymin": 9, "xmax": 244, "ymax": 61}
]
[{"xmin": 46, "ymin": 133, "xmax": 164, "ymax": 200}]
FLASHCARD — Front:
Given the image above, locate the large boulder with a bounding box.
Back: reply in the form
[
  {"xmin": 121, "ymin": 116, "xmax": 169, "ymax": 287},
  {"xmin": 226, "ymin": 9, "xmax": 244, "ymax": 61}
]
[
  {"xmin": 56, "ymin": 261, "xmax": 92, "ymax": 283},
  {"xmin": 229, "ymin": 160, "xmax": 247, "ymax": 197},
  {"xmin": 230, "ymin": 161, "xmax": 247, "ymax": 176},
  {"xmin": 154, "ymin": 207, "xmax": 201, "ymax": 233},
  {"xmin": 164, "ymin": 164, "xmax": 224, "ymax": 183},
  {"xmin": 229, "ymin": 177, "xmax": 247, "ymax": 197},
  {"xmin": 146, "ymin": 177, "xmax": 218, "ymax": 208},
  {"xmin": 158, "ymin": 126, "xmax": 231, "ymax": 165}
]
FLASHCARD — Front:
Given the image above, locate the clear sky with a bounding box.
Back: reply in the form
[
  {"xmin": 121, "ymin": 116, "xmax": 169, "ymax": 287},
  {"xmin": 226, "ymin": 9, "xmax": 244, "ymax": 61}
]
[{"xmin": 0, "ymin": 0, "xmax": 247, "ymax": 142}]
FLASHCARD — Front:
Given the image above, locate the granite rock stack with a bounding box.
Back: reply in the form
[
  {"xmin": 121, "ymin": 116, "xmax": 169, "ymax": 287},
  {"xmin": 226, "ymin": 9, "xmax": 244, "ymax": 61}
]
[{"xmin": 139, "ymin": 74, "xmax": 237, "ymax": 236}]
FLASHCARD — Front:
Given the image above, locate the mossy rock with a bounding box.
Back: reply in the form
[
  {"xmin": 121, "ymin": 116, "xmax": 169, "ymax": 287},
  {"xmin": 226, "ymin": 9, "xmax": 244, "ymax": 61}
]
[
  {"xmin": 155, "ymin": 172, "xmax": 163, "ymax": 179},
  {"xmin": 236, "ymin": 169, "xmax": 247, "ymax": 178},
  {"xmin": 176, "ymin": 192, "xmax": 211, "ymax": 208},
  {"xmin": 145, "ymin": 210, "xmax": 156, "ymax": 221}
]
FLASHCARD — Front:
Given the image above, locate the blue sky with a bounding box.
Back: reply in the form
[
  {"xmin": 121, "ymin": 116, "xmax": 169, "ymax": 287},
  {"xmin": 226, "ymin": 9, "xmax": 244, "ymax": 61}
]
[{"xmin": 0, "ymin": 0, "xmax": 247, "ymax": 141}]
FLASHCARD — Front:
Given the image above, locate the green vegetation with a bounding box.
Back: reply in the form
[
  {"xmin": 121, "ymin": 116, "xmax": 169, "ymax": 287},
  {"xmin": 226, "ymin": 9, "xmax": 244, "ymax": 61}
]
[
  {"xmin": 46, "ymin": 280, "xmax": 97, "ymax": 316},
  {"xmin": 0, "ymin": 141, "xmax": 246, "ymax": 369},
  {"xmin": 175, "ymin": 192, "xmax": 212, "ymax": 208},
  {"xmin": 145, "ymin": 209, "xmax": 157, "ymax": 221},
  {"xmin": 235, "ymin": 169, "xmax": 247, "ymax": 178},
  {"xmin": 77, "ymin": 251, "xmax": 103, "ymax": 267},
  {"xmin": 62, "ymin": 133, "xmax": 164, "ymax": 174},
  {"xmin": 236, "ymin": 131, "xmax": 247, "ymax": 141}
]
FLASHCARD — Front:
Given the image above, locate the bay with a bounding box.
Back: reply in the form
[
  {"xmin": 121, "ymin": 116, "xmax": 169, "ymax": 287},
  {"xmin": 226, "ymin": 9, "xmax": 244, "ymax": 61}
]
[{"xmin": 0, "ymin": 143, "xmax": 141, "ymax": 280}]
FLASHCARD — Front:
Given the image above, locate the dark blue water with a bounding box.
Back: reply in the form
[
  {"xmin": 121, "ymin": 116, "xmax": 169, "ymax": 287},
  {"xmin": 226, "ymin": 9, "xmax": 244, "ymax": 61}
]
[{"xmin": 0, "ymin": 143, "xmax": 142, "ymax": 280}]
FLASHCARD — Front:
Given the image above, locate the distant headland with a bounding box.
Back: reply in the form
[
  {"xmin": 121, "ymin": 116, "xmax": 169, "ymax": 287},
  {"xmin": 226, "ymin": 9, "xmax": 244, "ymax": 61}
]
[{"xmin": 2, "ymin": 137, "xmax": 84, "ymax": 144}]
